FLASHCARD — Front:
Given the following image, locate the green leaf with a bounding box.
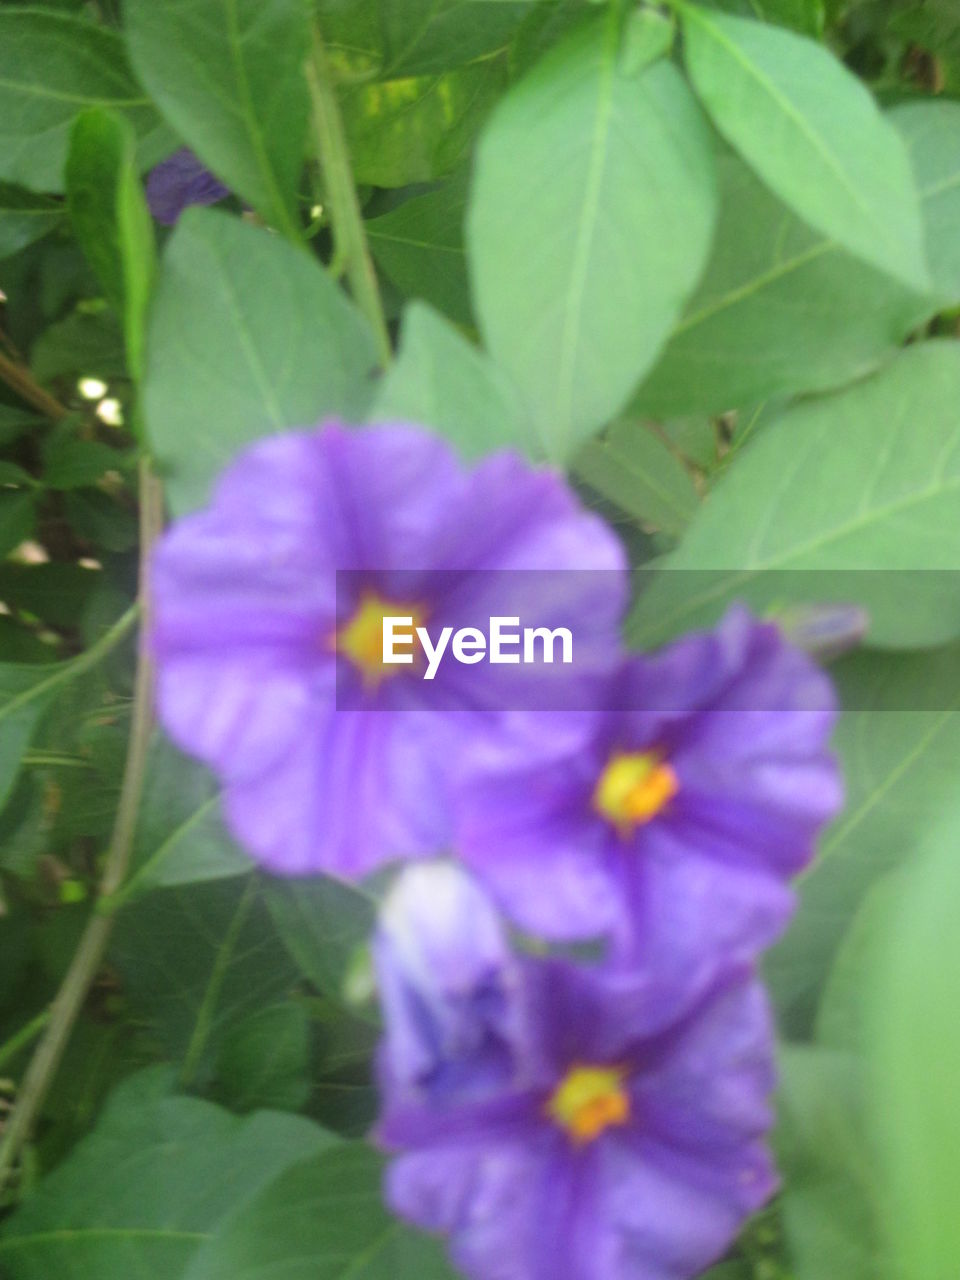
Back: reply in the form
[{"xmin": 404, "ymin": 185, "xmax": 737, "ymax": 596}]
[
  {"xmin": 120, "ymin": 736, "xmax": 252, "ymax": 900},
  {"xmin": 66, "ymin": 109, "xmax": 156, "ymax": 380},
  {"xmin": 342, "ymin": 62, "xmax": 507, "ymax": 189},
  {"xmin": 109, "ymin": 877, "xmax": 298, "ymax": 1072},
  {"xmin": 0, "ymin": 659, "xmax": 69, "ymax": 812},
  {"xmin": 370, "ymin": 301, "xmax": 535, "ymax": 457},
  {"xmin": 366, "ymin": 173, "xmax": 472, "ymax": 327},
  {"xmin": 0, "ymin": 9, "xmax": 161, "ymax": 194},
  {"xmin": 815, "ymin": 872, "xmax": 900, "ymax": 1054},
  {"xmin": 42, "ymin": 434, "xmax": 129, "ymax": 490},
  {"xmin": 0, "ymin": 490, "xmax": 34, "ymax": 558},
  {"xmin": 0, "ymin": 1069, "xmax": 338, "ymax": 1279},
  {"xmin": 865, "ymin": 802, "xmax": 960, "ymax": 1280},
  {"xmin": 215, "ymin": 1003, "xmax": 311, "ymax": 1114},
  {"xmin": 708, "ymin": 0, "xmax": 824, "ymax": 35},
  {"xmin": 766, "ymin": 640, "xmax": 960, "ymax": 1033},
  {"xmin": 775, "ymin": 1046, "xmax": 882, "ymax": 1280},
  {"xmin": 30, "ymin": 310, "xmax": 126, "ymax": 385},
  {"xmin": 631, "ymin": 150, "xmax": 934, "ymax": 416},
  {"xmin": 890, "ymin": 99, "xmax": 960, "ymax": 302},
  {"xmin": 0, "ymin": 461, "xmax": 37, "ymax": 489},
  {"xmin": 124, "ymin": 0, "xmax": 309, "ymax": 239},
  {"xmin": 573, "ymin": 420, "xmax": 700, "ymax": 537},
  {"xmin": 266, "ymin": 875, "xmax": 377, "ymax": 1006},
  {"xmin": 183, "ymin": 1143, "xmax": 457, "ymax": 1280},
  {"xmin": 64, "ymin": 490, "xmax": 138, "ymax": 552},
  {"xmin": 319, "ymin": 0, "xmax": 536, "ymax": 78},
  {"xmin": 0, "ymin": 407, "xmax": 41, "ymax": 447},
  {"xmin": 681, "ymin": 6, "xmax": 929, "ymax": 291},
  {"xmin": 467, "ymin": 12, "xmax": 717, "ymax": 457},
  {"xmin": 0, "ymin": 185, "xmax": 62, "ymax": 260},
  {"xmin": 143, "ymin": 208, "xmax": 377, "ymax": 516},
  {"xmin": 0, "ymin": 564, "xmax": 100, "ymax": 629},
  {"xmin": 628, "ymin": 342, "xmax": 960, "ymax": 650}
]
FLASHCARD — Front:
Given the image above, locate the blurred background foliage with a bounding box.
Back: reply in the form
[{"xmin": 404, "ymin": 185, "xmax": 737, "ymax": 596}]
[{"xmin": 0, "ymin": 0, "xmax": 958, "ymax": 1277}]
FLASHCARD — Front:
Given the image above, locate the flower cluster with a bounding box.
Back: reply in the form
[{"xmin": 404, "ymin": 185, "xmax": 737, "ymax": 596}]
[{"xmin": 151, "ymin": 422, "xmax": 841, "ymax": 1280}]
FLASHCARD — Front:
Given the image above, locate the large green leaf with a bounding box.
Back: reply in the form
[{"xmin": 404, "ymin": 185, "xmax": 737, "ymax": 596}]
[
  {"xmin": 681, "ymin": 6, "xmax": 929, "ymax": 290},
  {"xmin": 318, "ymin": 0, "xmax": 536, "ymax": 78},
  {"xmin": 628, "ymin": 342, "xmax": 960, "ymax": 650},
  {"xmin": 214, "ymin": 1002, "xmax": 311, "ymax": 1114},
  {"xmin": 0, "ymin": 9, "xmax": 162, "ymax": 193},
  {"xmin": 865, "ymin": 803, "xmax": 960, "ymax": 1280},
  {"xmin": 0, "ymin": 185, "xmax": 61, "ymax": 260},
  {"xmin": 366, "ymin": 174, "xmax": 471, "ymax": 326},
  {"xmin": 66, "ymin": 109, "xmax": 156, "ymax": 379},
  {"xmin": 775, "ymin": 1046, "xmax": 882, "ymax": 1280},
  {"xmin": 143, "ymin": 209, "xmax": 377, "ymax": 515},
  {"xmin": 0, "ymin": 1069, "xmax": 337, "ymax": 1280},
  {"xmin": 370, "ymin": 301, "xmax": 535, "ymax": 458},
  {"xmin": 631, "ymin": 149, "xmax": 935, "ymax": 416},
  {"xmin": 889, "ymin": 99, "xmax": 960, "ymax": 300},
  {"xmin": 573, "ymin": 419, "xmax": 700, "ymax": 538},
  {"xmin": 266, "ymin": 876, "xmax": 376, "ymax": 1006},
  {"xmin": 815, "ymin": 872, "xmax": 900, "ymax": 1054},
  {"xmin": 110, "ymin": 877, "xmax": 298, "ymax": 1074},
  {"xmin": 183, "ymin": 1143, "xmax": 456, "ymax": 1280},
  {"xmin": 117, "ymin": 736, "xmax": 251, "ymax": 901},
  {"xmin": 342, "ymin": 62, "xmax": 506, "ymax": 189},
  {"xmin": 767, "ymin": 641, "xmax": 960, "ymax": 1033},
  {"xmin": 124, "ymin": 0, "xmax": 309, "ymax": 238},
  {"xmin": 467, "ymin": 11, "xmax": 717, "ymax": 457}
]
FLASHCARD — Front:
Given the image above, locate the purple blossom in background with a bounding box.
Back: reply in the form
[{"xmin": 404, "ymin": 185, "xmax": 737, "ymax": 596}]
[
  {"xmin": 376, "ymin": 865, "xmax": 778, "ymax": 1280},
  {"xmin": 455, "ymin": 606, "xmax": 842, "ymax": 994},
  {"xmin": 150, "ymin": 423, "xmax": 626, "ymax": 878},
  {"xmin": 375, "ymin": 863, "xmax": 527, "ymax": 1100},
  {"xmin": 146, "ymin": 148, "xmax": 230, "ymax": 225}
]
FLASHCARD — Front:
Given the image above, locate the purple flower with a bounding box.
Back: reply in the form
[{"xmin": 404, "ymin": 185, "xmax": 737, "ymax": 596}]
[
  {"xmin": 146, "ymin": 148, "xmax": 230, "ymax": 225},
  {"xmin": 375, "ymin": 863, "xmax": 527, "ymax": 1100},
  {"xmin": 150, "ymin": 422, "xmax": 627, "ymax": 878},
  {"xmin": 455, "ymin": 606, "xmax": 842, "ymax": 991},
  {"xmin": 376, "ymin": 866, "xmax": 778, "ymax": 1280}
]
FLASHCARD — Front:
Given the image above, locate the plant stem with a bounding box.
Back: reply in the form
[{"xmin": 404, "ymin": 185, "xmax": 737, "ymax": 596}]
[
  {"xmin": 0, "ymin": 350, "xmax": 68, "ymax": 422},
  {"xmin": 0, "ymin": 460, "xmax": 164, "ymax": 1195},
  {"xmin": 0, "ymin": 1012, "xmax": 50, "ymax": 1074},
  {"xmin": 306, "ymin": 28, "xmax": 392, "ymax": 365}
]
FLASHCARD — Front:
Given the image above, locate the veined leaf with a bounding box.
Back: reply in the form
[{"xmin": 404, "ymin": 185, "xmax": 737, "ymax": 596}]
[
  {"xmin": 124, "ymin": 0, "xmax": 309, "ymax": 238},
  {"xmin": 370, "ymin": 301, "xmax": 534, "ymax": 458},
  {"xmin": 629, "ymin": 342, "xmax": 960, "ymax": 650},
  {"xmin": 183, "ymin": 1143, "xmax": 456, "ymax": 1280},
  {"xmin": 468, "ymin": 10, "xmax": 717, "ymax": 457},
  {"xmin": 143, "ymin": 209, "xmax": 377, "ymax": 516},
  {"xmin": 0, "ymin": 9, "xmax": 162, "ymax": 193},
  {"xmin": 0, "ymin": 1069, "xmax": 337, "ymax": 1280},
  {"xmin": 681, "ymin": 6, "xmax": 929, "ymax": 291}
]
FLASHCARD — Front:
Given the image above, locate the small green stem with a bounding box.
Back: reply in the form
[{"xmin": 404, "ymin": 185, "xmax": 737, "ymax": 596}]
[
  {"xmin": 0, "ymin": 605, "xmax": 137, "ymax": 733},
  {"xmin": 0, "ymin": 349, "xmax": 68, "ymax": 422},
  {"xmin": 0, "ymin": 461, "xmax": 164, "ymax": 1195},
  {"xmin": 0, "ymin": 1012, "xmax": 50, "ymax": 1074},
  {"xmin": 306, "ymin": 28, "xmax": 392, "ymax": 365}
]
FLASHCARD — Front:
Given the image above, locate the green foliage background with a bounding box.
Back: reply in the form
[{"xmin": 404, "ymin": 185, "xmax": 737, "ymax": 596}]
[{"xmin": 0, "ymin": 0, "xmax": 959, "ymax": 1277}]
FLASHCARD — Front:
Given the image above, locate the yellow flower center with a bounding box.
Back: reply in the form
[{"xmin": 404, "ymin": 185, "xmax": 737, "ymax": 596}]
[
  {"xmin": 335, "ymin": 591, "xmax": 424, "ymax": 687},
  {"xmin": 592, "ymin": 750, "xmax": 678, "ymax": 835},
  {"xmin": 547, "ymin": 1065, "xmax": 630, "ymax": 1145}
]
